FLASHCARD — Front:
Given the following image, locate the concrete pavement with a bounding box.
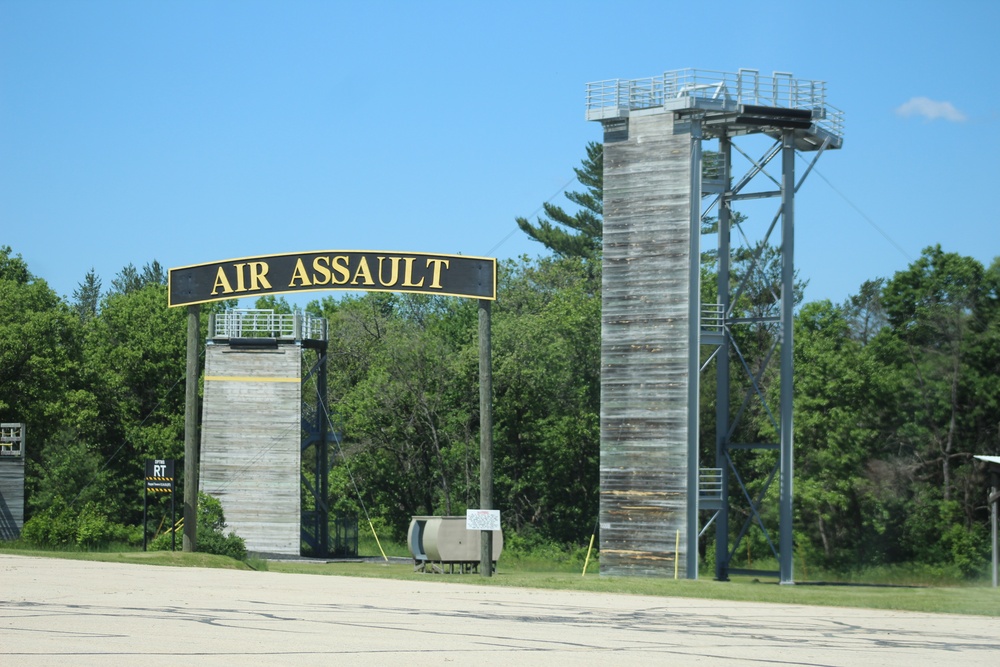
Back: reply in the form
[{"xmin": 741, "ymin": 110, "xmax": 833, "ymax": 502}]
[{"xmin": 1, "ymin": 554, "xmax": 997, "ymax": 666}]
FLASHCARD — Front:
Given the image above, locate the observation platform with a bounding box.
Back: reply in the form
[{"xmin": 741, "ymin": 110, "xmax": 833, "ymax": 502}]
[
  {"xmin": 207, "ymin": 309, "xmax": 328, "ymax": 349},
  {"xmin": 586, "ymin": 68, "xmax": 843, "ymax": 151}
]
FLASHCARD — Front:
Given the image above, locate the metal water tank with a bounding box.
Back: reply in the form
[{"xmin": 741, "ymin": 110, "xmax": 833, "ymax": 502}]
[{"xmin": 408, "ymin": 516, "xmax": 502, "ymax": 572}]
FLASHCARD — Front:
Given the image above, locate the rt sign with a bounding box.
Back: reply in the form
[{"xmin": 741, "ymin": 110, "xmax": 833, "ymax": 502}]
[{"xmin": 145, "ymin": 459, "xmax": 175, "ymax": 493}]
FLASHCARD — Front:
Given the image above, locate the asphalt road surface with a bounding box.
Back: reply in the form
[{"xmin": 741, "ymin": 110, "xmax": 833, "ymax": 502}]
[{"xmin": 2, "ymin": 555, "xmax": 997, "ymax": 666}]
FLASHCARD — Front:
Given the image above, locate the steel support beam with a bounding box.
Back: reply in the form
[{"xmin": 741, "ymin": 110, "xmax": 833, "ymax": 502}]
[
  {"xmin": 688, "ymin": 120, "xmax": 703, "ymax": 580},
  {"xmin": 715, "ymin": 133, "xmax": 732, "ymax": 581},
  {"xmin": 779, "ymin": 131, "xmax": 796, "ymax": 584},
  {"xmin": 315, "ymin": 344, "xmax": 330, "ymax": 555},
  {"xmin": 301, "ymin": 341, "xmax": 330, "ymax": 557},
  {"xmin": 707, "ymin": 131, "xmax": 804, "ymax": 583}
]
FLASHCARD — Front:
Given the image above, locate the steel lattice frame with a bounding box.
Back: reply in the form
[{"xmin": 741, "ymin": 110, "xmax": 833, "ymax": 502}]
[
  {"xmin": 699, "ymin": 130, "xmax": 835, "ymax": 583},
  {"xmin": 300, "ymin": 340, "xmax": 330, "ymax": 557}
]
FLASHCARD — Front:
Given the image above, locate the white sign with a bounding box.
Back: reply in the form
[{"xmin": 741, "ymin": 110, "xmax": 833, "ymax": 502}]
[{"xmin": 466, "ymin": 509, "xmax": 500, "ymax": 531}]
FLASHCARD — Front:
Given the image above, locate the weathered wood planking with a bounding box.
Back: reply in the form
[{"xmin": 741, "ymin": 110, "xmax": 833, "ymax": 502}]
[
  {"xmin": 600, "ymin": 112, "xmax": 692, "ymax": 576},
  {"xmin": 0, "ymin": 458, "xmax": 25, "ymax": 540},
  {"xmin": 200, "ymin": 346, "xmax": 301, "ymax": 556}
]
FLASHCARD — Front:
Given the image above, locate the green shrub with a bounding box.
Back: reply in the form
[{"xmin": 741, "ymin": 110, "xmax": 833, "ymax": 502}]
[
  {"xmin": 21, "ymin": 499, "xmax": 138, "ymax": 549},
  {"xmin": 943, "ymin": 522, "xmax": 988, "ymax": 579},
  {"xmin": 196, "ymin": 529, "xmax": 247, "ymax": 560},
  {"xmin": 21, "ymin": 503, "xmax": 76, "ymax": 547},
  {"xmin": 149, "ymin": 531, "xmax": 181, "ymax": 551},
  {"xmin": 197, "ymin": 493, "xmax": 227, "ymax": 533},
  {"xmin": 75, "ymin": 504, "xmax": 117, "ymax": 547},
  {"xmin": 149, "ymin": 492, "xmax": 246, "ymax": 561}
]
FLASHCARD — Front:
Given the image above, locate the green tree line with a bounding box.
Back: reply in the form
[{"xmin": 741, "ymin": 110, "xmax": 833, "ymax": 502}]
[{"xmin": 2, "ymin": 143, "xmax": 998, "ymax": 576}]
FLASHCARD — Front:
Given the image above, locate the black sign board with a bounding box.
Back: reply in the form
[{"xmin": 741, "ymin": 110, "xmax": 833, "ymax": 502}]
[
  {"xmin": 168, "ymin": 250, "xmax": 497, "ymax": 307},
  {"xmin": 144, "ymin": 459, "xmax": 176, "ymax": 552},
  {"xmin": 145, "ymin": 459, "xmax": 174, "ymax": 492}
]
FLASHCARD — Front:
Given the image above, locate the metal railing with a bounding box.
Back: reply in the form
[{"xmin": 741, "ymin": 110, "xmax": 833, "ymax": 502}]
[
  {"xmin": 209, "ymin": 309, "xmax": 328, "ymax": 341},
  {"xmin": 586, "ymin": 68, "xmax": 844, "ymax": 140},
  {"xmin": 1, "ymin": 423, "xmax": 24, "ymax": 457},
  {"xmin": 699, "ymin": 467, "xmax": 724, "ymax": 502},
  {"xmin": 701, "ymin": 303, "xmax": 725, "ymax": 332}
]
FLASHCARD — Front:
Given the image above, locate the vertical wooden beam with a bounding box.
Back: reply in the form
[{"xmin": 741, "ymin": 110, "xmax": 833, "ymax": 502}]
[
  {"xmin": 183, "ymin": 304, "xmax": 201, "ymax": 552},
  {"xmin": 479, "ymin": 299, "xmax": 493, "ymax": 577}
]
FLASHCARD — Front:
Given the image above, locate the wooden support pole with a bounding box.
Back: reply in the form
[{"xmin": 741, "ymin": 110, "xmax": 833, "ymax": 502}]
[
  {"xmin": 183, "ymin": 304, "xmax": 201, "ymax": 552},
  {"xmin": 479, "ymin": 299, "xmax": 493, "ymax": 577}
]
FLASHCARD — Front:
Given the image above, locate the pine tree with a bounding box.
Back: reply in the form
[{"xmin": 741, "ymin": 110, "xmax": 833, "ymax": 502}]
[
  {"xmin": 111, "ymin": 260, "xmax": 166, "ymax": 295},
  {"xmin": 516, "ymin": 142, "xmax": 603, "ymax": 262},
  {"xmin": 111, "ymin": 263, "xmax": 141, "ymax": 294},
  {"xmin": 72, "ymin": 268, "xmax": 102, "ymax": 323}
]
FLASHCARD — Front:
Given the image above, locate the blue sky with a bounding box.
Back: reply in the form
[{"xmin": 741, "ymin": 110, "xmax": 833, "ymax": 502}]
[{"xmin": 2, "ymin": 1, "xmax": 998, "ymax": 308}]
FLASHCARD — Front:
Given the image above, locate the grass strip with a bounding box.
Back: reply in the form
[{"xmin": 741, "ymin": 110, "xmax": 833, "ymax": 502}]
[{"xmin": 3, "ymin": 546, "xmax": 996, "ymax": 617}]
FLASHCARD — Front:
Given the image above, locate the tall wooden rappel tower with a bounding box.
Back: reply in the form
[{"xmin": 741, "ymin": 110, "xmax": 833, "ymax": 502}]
[{"xmin": 587, "ymin": 69, "xmax": 843, "ymax": 581}]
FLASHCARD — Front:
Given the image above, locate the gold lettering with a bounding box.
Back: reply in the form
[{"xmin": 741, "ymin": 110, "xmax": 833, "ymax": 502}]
[
  {"xmin": 401, "ymin": 257, "xmax": 425, "ymax": 288},
  {"xmin": 234, "ymin": 263, "xmax": 247, "ymax": 292},
  {"xmin": 249, "ymin": 262, "xmax": 271, "ymax": 290},
  {"xmin": 288, "ymin": 258, "xmax": 311, "ymax": 287},
  {"xmin": 425, "ymin": 258, "xmax": 449, "ymax": 289},
  {"xmin": 312, "ymin": 256, "xmax": 331, "ymax": 285},
  {"xmin": 211, "ymin": 266, "xmax": 234, "ymax": 295},
  {"xmin": 377, "ymin": 256, "xmax": 401, "ymax": 286},
  {"xmin": 331, "ymin": 255, "xmax": 351, "ymax": 284},
  {"xmin": 350, "ymin": 257, "xmax": 375, "ymax": 286}
]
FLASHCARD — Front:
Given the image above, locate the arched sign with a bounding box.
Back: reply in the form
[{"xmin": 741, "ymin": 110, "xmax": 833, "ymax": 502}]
[
  {"xmin": 169, "ymin": 248, "xmax": 497, "ymax": 575},
  {"xmin": 167, "ymin": 250, "xmax": 497, "ymax": 307}
]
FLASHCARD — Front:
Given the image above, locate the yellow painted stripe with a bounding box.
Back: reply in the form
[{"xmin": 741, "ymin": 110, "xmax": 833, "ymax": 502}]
[{"xmin": 204, "ymin": 375, "xmax": 300, "ymax": 383}]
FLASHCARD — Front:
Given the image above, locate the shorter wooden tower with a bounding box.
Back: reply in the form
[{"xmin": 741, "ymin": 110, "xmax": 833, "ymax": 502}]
[{"xmin": 200, "ymin": 310, "xmax": 327, "ymax": 557}]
